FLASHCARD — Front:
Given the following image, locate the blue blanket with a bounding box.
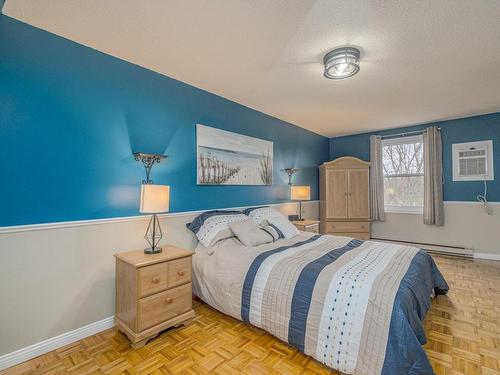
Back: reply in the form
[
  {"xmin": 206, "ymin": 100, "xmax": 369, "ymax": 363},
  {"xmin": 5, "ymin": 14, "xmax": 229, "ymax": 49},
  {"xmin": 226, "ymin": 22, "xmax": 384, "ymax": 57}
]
[
  {"xmin": 382, "ymin": 250, "xmax": 448, "ymax": 374},
  {"xmin": 239, "ymin": 235, "xmax": 448, "ymax": 374}
]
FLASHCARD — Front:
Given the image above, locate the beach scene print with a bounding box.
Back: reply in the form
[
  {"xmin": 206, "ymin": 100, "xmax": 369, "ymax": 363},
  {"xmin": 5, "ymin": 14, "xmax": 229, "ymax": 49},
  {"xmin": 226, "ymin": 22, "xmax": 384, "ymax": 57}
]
[{"xmin": 196, "ymin": 124, "xmax": 273, "ymax": 185}]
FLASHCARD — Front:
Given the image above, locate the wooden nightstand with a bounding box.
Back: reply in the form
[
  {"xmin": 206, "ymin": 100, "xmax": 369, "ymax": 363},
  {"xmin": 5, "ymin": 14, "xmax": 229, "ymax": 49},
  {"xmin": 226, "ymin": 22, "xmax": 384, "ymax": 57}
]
[
  {"xmin": 291, "ymin": 219, "xmax": 320, "ymax": 233},
  {"xmin": 114, "ymin": 247, "xmax": 196, "ymax": 349}
]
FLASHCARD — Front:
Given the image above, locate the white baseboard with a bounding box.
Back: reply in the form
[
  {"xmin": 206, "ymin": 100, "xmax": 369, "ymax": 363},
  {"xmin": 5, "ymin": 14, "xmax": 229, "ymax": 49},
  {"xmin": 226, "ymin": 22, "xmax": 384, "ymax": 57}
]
[
  {"xmin": 372, "ymin": 238, "xmax": 500, "ymax": 261},
  {"xmin": 474, "ymin": 252, "xmax": 500, "ymax": 261},
  {"xmin": 370, "ymin": 238, "xmax": 474, "ymax": 257},
  {"xmin": 0, "ymin": 316, "xmax": 114, "ymax": 371}
]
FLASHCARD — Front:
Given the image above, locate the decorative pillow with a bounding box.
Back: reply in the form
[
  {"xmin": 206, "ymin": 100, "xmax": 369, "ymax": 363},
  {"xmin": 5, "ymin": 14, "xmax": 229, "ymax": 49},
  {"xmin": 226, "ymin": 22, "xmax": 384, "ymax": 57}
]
[
  {"xmin": 260, "ymin": 224, "xmax": 284, "ymax": 241},
  {"xmin": 266, "ymin": 215, "xmax": 300, "ymax": 239},
  {"xmin": 229, "ymin": 219, "xmax": 273, "ymax": 247},
  {"xmin": 244, "ymin": 206, "xmax": 284, "ymax": 225},
  {"xmin": 187, "ymin": 210, "xmax": 247, "ymax": 247}
]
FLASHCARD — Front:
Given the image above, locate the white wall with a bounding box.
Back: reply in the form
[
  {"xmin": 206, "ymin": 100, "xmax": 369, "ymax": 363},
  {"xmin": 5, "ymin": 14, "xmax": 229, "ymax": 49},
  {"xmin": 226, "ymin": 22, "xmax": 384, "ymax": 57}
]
[
  {"xmin": 372, "ymin": 202, "xmax": 500, "ymax": 258},
  {"xmin": 0, "ymin": 201, "xmax": 318, "ymax": 357}
]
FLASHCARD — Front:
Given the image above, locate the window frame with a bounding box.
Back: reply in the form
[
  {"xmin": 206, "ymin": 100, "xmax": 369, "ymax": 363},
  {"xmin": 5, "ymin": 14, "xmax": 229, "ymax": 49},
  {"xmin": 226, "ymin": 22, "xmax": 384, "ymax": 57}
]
[{"xmin": 381, "ymin": 135, "xmax": 424, "ymax": 214}]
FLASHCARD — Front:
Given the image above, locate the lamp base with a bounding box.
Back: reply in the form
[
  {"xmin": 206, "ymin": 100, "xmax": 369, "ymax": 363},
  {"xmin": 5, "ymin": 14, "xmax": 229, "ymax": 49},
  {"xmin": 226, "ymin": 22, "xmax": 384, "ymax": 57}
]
[
  {"xmin": 298, "ymin": 201, "xmax": 304, "ymax": 221},
  {"xmin": 143, "ymin": 213, "xmax": 163, "ymax": 255},
  {"xmin": 144, "ymin": 246, "xmax": 162, "ymax": 254}
]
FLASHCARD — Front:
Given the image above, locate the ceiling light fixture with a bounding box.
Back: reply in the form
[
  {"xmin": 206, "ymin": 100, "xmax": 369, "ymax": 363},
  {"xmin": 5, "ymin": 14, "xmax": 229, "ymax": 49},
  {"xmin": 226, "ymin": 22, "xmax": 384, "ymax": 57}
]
[{"xmin": 323, "ymin": 47, "xmax": 360, "ymax": 80}]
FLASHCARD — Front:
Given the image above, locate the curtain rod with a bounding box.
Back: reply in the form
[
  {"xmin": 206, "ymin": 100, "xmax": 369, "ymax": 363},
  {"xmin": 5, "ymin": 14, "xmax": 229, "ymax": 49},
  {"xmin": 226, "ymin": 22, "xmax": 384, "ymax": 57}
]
[{"xmin": 381, "ymin": 127, "xmax": 441, "ymax": 140}]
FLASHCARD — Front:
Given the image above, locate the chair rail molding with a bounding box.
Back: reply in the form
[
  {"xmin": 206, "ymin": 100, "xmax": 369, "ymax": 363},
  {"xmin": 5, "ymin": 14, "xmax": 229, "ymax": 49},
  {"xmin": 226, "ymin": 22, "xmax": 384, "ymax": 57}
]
[{"xmin": 0, "ymin": 201, "xmax": 320, "ymax": 234}]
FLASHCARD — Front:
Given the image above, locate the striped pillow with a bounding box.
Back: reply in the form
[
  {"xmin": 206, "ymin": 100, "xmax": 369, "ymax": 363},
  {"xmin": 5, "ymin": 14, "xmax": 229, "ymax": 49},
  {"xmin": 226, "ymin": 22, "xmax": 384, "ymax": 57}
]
[
  {"xmin": 260, "ymin": 224, "xmax": 284, "ymax": 241},
  {"xmin": 187, "ymin": 210, "xmax": 247, "ymax": 247},
  {"xmin": 267, "ymin": 215, "xmax": 299, "ymax": 239}
]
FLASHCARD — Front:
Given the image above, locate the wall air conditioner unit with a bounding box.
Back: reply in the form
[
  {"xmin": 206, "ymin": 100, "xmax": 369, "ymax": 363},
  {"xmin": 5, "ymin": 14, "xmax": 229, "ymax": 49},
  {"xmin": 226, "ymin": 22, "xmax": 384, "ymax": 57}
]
[{"xmin": 452, "ymin": 140, "xmax": 494, "ymax": 181}]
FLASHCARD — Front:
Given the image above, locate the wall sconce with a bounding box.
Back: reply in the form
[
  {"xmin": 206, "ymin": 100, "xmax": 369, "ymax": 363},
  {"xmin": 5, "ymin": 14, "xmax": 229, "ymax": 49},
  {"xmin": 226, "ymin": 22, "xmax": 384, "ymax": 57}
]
[
  {"xmin": 282, "ymin": 168, "xmax": 300, "ymax": 185},
  {"xmin": 133, "ymin": 152, "xmax": 167, "ymax": 184}
]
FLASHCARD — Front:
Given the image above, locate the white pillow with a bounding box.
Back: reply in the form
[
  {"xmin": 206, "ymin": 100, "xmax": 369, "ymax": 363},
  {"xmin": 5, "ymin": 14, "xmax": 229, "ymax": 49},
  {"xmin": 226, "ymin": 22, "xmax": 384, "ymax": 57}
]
[
  {"xmin": 187, "ymin": 210, "xmax": 248, "ymax": 247},
  {"xmin": 266, "ymin": 215, "xmax": 299, "ymax": 239},
  {"xmin": 229, "ymin": 219, "xmax": 273, "ymax": 247},
  {"xmin": 244, "ymin": 206, "xmax": 284, "ymax": 225}
]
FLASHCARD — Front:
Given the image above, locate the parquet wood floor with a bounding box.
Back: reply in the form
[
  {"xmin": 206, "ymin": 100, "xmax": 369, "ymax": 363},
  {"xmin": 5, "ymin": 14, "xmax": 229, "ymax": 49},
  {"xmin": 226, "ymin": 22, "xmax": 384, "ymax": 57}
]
[{"xmin": 2, "ymin": 255, "xmax": 499, "ymax": 375}]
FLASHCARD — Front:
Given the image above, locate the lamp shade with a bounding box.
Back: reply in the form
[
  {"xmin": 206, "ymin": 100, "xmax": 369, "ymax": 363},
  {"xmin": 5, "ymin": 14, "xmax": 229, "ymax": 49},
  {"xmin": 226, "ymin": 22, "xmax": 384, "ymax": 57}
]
[
  {"xmin": 290, "ymin": 185, "xmax": 311, "ymax": 201},
  {"xmin": 140, "ymin": 184, "xmax": 170, "ymax": 213}
]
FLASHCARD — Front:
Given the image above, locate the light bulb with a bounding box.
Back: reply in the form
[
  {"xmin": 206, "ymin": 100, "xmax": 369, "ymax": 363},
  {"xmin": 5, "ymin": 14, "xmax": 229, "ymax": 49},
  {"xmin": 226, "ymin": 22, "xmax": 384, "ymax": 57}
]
[{"xmin": 336, "ymin": 63, "xmax": 348, "ymax": 73}]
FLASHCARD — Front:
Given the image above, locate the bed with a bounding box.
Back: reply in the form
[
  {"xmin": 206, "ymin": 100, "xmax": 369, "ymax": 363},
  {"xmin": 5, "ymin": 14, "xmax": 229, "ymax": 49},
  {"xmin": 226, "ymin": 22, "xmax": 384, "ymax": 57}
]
[{"xmin": 191, "ymin": 230, "xmax": 448, "ymax": 375}]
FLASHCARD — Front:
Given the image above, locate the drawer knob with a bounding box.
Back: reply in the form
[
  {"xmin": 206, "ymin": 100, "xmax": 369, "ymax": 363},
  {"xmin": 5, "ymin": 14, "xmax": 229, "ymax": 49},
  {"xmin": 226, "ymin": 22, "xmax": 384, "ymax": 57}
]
[
  {"xmin": 165, "ymin": 298, "xmax": 173, "ymax": 304},
  {"xmin": 177, "ymin": 270, "xmax": 185, "ymax": 276},
  {"xmin": 152, "ymin": 277, "xmax": 160, "ymax": 284}
]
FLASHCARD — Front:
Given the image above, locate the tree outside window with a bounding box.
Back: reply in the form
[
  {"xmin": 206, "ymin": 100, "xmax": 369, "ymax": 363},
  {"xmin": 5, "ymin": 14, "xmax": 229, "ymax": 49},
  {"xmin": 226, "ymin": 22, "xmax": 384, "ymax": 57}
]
[{"xmin": 382, "ymin": 135, "xmax": 424, "ymax": 212}]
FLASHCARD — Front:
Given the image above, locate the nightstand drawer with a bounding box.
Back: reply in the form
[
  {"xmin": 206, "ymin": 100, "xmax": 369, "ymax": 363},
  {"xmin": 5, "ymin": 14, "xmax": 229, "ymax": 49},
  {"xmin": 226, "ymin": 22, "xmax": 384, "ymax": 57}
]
[
  {"xmin": 168, "ymin": 257, "xmax": 192, "ymax": 288},
  {"xmin": 138, "ymin": 262, "xmax": 168, "ymax": 298},
  {"xmin": 304, "ymin": 225, "xmax": 319, "ymax": 233},
  {"xmin": 326, "ymin": 221, "xmax": 370, "ymax": 233},
  {"xmin": 137, "ymin": 283, "xmax": 192, "ymax": 331}
]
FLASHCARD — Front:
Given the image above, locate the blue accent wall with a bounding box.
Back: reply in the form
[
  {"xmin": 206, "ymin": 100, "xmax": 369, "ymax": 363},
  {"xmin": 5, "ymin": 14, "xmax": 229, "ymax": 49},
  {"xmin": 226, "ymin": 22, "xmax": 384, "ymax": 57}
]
[
  {"xmin": 329, "ymin": 112, "xmax": 500, "ymax": 202},
  {"xmin": 0, "ymin": 16, "xmax": 329, "ymax": 227}
]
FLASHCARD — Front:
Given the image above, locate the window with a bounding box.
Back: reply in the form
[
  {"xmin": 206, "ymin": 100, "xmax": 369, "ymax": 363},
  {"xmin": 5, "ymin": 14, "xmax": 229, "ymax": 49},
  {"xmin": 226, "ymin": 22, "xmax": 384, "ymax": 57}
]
[{"xmin": 382, "ymin": 135, "xmax": 424, "ymax": 213}]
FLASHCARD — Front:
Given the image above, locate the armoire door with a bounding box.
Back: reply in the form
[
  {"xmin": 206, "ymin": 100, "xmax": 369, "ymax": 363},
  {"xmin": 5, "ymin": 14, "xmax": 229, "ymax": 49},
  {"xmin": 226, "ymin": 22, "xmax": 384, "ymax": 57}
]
[
  {"xmin": 347, "ymin": 169, "xmax": 370, "ymax": 219},
  {"xmin": 326, "ymin": 169, "xmax": 348, "ymax": 219}
]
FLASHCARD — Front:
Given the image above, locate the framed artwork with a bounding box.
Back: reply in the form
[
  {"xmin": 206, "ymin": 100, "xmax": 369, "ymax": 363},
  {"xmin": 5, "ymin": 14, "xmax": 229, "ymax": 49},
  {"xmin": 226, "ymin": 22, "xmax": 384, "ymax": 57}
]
[{"xmin": 196, "ymin": 124, "xmax": 273, "ymax": 185}]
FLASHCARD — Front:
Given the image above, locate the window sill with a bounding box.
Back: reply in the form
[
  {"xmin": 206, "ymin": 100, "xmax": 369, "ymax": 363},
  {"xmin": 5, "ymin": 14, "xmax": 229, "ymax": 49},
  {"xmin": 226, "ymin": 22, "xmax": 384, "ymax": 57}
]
[{"xmin": 384, "ymin": 207, "xmax": 423, "ymax": 215}]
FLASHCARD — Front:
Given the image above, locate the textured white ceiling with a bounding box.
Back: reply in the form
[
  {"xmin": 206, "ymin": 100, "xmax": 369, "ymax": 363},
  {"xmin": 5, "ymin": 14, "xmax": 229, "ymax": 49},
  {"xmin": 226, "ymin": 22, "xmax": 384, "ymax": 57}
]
[{"xmin": 4, "ymin": 0, "xmax": 500, "ymax": 137}]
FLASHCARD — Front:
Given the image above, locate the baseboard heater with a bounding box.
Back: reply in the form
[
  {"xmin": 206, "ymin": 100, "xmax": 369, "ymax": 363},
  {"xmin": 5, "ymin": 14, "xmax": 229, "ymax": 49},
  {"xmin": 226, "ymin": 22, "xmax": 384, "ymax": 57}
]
[{"xmin": 370, "ymin": 237, "xmax": 474, "ymax": 258}]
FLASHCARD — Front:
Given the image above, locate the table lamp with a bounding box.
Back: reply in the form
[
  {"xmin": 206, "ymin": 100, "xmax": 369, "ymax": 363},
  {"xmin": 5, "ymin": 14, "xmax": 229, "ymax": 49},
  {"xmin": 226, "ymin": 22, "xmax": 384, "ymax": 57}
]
[
  {"xmin": 290, "ymin": 185, "xmax": 310, "ymax": 221},
  {"xmin": 140, "ymin": 184, "xmax": 170, "ymax": 254}
]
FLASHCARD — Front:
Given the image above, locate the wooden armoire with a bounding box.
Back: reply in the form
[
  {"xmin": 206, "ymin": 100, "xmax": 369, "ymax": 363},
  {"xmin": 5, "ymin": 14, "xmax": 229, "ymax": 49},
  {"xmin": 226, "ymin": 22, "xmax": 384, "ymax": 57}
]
[{"xmin": 319, "ymin": 157, "xmax": 371, "ymax": 240}]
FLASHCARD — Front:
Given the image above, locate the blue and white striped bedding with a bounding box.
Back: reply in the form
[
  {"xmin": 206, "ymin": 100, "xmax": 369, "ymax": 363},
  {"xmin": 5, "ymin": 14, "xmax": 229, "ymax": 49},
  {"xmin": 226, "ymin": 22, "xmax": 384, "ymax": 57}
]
[{"xmin": 192, "ymin": 232, "xmax": 448, "ymax": 374}]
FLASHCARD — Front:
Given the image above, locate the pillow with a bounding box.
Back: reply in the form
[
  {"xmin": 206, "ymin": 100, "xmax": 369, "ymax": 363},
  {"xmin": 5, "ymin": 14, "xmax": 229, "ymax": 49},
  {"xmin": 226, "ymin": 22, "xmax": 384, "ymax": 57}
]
[
  {"xmin": 187, "ymin": 210, "xmax": 247, "ymax": 247},
  {"xmin": 229, "ymin": 219, "xmax": 273, "ymax": 247},
  {"xmin": 244, "ymin": 206, "xmax": 284, "ymax": 225},
  {"xmin": 243, "ymin": 206, "xmax": 269, "ymax": 215},
  {"xmin": 266, "ymin": 215, "xmax": 300, "ymax": 239},
  {"xmin": 260, "ymin": 224, "xmax": 284, "ymax": 241}
]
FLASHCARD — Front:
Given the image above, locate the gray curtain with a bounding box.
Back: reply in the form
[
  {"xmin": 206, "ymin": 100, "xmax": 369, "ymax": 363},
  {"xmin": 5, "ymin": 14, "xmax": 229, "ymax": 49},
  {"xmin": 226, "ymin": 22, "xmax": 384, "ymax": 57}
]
[
  {"xmin": 369, "ymin": 135, "xmax": 385, "ymax": 221},
  {"xmin": 423, "ymin": 126, "xmax": 444, "ymax": 226}
]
